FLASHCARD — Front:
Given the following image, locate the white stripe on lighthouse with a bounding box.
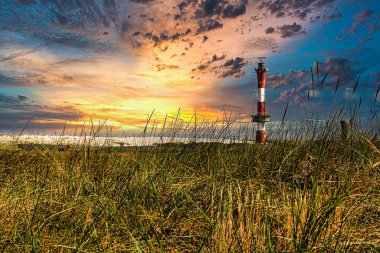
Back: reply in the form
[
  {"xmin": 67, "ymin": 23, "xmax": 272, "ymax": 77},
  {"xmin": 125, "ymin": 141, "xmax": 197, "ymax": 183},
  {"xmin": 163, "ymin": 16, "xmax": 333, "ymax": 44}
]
[
  {"xmin": 258, "ymin": 88, "xmax": 265, "ymax": 102},
  {"xmin": 258, "ymin": 122, "xmax": 266, "ymax": 131}
]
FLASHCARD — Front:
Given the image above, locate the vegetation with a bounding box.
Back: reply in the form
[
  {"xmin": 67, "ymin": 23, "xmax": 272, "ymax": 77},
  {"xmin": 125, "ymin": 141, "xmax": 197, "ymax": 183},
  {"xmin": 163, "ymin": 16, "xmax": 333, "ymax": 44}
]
[{"xmin": 0, "ymin": 113, "xmax": 379, "ymax": 252}]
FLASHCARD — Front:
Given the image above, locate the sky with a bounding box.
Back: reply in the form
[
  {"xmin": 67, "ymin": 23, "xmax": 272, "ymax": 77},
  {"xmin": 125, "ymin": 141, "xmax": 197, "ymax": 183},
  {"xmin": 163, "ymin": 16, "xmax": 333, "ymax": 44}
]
[{"xmin": 0, "ymin": 0, "xmax": 379, "ymax": 134}]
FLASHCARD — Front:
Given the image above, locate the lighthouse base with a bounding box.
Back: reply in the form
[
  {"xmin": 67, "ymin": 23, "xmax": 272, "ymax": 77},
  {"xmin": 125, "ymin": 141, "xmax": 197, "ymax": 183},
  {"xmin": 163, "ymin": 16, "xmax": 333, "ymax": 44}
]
[{"xmin": 256, "ymin": 130, "xmax": 267, "ymax": 143}]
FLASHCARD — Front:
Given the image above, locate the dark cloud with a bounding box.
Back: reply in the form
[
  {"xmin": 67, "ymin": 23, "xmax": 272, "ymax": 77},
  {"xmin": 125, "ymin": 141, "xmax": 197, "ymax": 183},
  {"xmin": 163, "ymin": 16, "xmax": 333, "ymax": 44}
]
[
  {"xmin": 0, "ymin": 69, "xmax": 87, "ymax": 88},
  {"xmin": 210, "ymin": 54, "xmax": 226, "ymax": 63},
  {"xmin": 194, "ymin": 64, "xmax": 209, "ymax": 72},
  {"xmin": 0, "ymin": 48, "xmax": 40, "ymax": 62},
  {"xmin": 194, "ymin": 0, "xmax": 224, "ymax": 17},
  {"xmin": 192, "ymin": 54, "xmax": 226, "ymax": 72},
  {"xmin": 265, "ymin": 27, "xmax": 275, "ymax": 34},
  {"xmin": 155, "ymin": 64, "xmax": 180, "ymax": 72},
  {"xmin": 316, "ymin": 58, "xmax": 363, "ymax": 85},
  {"xmin": 323, "ymin": 12, "xmax": 342, "ymax": 21},
  {"xmin": 355, "ymin": 10, "xmax": 373, "ymax": 20},
  {"xmin": 195, "ymin": 0, "xmax": 248, "ymax": 18},
  {"xmin": 222, "ymin": 4, "xmax": 247, "ymax": 18},
  {"xmin": 310, "ymin": 15, "xmax": 321, "ymax": 23},
  {"xmin": 267, "ymin": 70, "xmax": 309, "ymax": 89},
  {"xmin": 143, "ymin": 29, "xmax": 192, "ymax": 46},
  {"xmin": 219, "ymin": 57, "xmax": 247, "ymax": 78},
  {"xmin": 176, "ymin": 0, "xmax": 248, "ymax": 20},
  {"xmin": 273, "ymin": 58, "xmax": 363, "ymax": 90},
  {"xmin": 0, "ymin": 72, "xmax": 21, "ymax": 86},
  {"xmin": 0, "ymin": 1, "xmax": 143, "ymax": 51},
  {"xmin": 294, "ymin": 9, "xmax": 310, "ymax": 20},
  {"xmin": 277, "ymin": 22, "xmax": 306, "ymax": 38},
  {"xmin": 0, "ymin": 94, "xmax": 26, "ymax": 105},
  {"xmin": 258, "ymin": 0, "xmax": 336, "ymax": 20},
  {"xmin": 160, "ymin": 32, "xmax": 170, "ymax": 41},
  {"xmin": 0, "ymin": 93, "xmax": 84, "ymax": 130},
  {"xmin": 275, "ymin": 83, "xmax": 309, "ymax": 103},
  {"xmin": 196, "ymin": 19, "xmax": 223, "ymax": 34},
  {"xmin": 17, "ymin": 95, "xmax": 29, "ymax": 101},
  {"xmin": 43, "ymin": 33, "xmax": 102, "ymax": 49},
  {"xmin": 271, "ymin": 58, "xmax": 364, "ymax": 104},
  {"xmin": 143, "ymin": 32, "xmax": 160, "ymax": 45}
]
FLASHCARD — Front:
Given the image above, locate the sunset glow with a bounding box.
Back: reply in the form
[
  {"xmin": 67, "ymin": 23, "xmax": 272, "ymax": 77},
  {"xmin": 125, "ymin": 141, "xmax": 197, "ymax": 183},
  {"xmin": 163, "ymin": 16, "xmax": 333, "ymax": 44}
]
[{"xmin": 1, "ymin": 0, "xmax": 379, "ymax": 133}]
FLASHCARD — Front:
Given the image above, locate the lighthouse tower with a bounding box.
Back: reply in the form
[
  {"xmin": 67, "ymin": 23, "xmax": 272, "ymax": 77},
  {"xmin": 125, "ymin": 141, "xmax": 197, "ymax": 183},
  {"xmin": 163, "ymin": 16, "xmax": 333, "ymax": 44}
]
[{"xmin": 252, "ymin": 62, "xmax": 270, "ymax": 143}]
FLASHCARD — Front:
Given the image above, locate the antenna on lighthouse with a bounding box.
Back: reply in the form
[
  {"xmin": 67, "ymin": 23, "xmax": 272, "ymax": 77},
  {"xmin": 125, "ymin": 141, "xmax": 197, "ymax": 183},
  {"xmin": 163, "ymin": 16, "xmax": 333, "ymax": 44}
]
[{"xmin": 252, "ymin": 62, "xmax": 271, "ymax": 143}]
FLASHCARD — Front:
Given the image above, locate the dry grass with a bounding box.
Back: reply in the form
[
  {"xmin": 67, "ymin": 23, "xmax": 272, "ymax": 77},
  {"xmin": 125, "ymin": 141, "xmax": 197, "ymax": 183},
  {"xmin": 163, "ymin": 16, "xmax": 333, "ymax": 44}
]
[{"xmin": 0, "ymin": 116, "xmax": 379, "ymax": 252}]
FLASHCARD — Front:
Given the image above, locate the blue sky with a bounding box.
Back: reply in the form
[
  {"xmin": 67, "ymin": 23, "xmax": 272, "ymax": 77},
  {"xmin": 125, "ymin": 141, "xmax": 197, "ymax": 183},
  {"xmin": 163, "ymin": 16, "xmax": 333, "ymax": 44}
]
[{"xmin": 0, "ymin": 0, "xmax": 379, "ymax": 133}]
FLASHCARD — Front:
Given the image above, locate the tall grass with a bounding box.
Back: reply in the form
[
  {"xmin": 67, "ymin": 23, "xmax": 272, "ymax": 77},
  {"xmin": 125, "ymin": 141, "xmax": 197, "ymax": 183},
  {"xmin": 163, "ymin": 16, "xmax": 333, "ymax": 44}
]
[{"xmin": 0, "ymin": 109, "xmax": 379, "ymax": 252}]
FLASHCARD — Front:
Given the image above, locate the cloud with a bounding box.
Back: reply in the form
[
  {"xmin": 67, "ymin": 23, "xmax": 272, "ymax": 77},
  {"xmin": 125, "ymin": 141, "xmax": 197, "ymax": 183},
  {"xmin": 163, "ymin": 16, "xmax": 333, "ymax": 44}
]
[
  {"xmin": 277, "ymin": 22, "xmax": 306, "ymax": 38},
  {"xmin": 355, "ymin": 10, "xmax": 373, "ymax": 20},
  {"xmin": 323, "ymin": 12, "xmax": 342, "ymax": 21},
  {"xmin": 175, "ymin": 0, "xmax": 248, "ymax": 22},
  {"xmin": 43, "ymin": 33, "xmax": 107, "ymax": 50},
  {"xmin": 271, "ymin": 57, "xmax": 365, "ymax": 104},
  {"xmin": 222, "ymin": 4, "xmax": 247, "ymax": 18},
  {"xmin": 142, "ymin": 29, "xmax": 192, "ymax": 46},
  {"xmin": 192, "ymin": 55, "xmax": 250, "ymax": 80},
  {"xmin": 275, "ymin": 83, "xmax": 309, "ymax": 103},
  {"xmin": 196, "ymin": 19, "xmax": 224, "ymax": 34},
  {"xmin": 316, "ymin": 58, "xmax": 363, "ymax": 85},
  {"xmin": 17, "ymin": 95, "xmax": 29, "ymax": 101},
  {"xmin": 0, "ymin": 93, "xmax": 85, "ymax": 130},
  {"xmin": 258, "ymin": 0, "xmax": 336, "ymax": 20},
  {"xmin": 0, "ymin": 72, "xmax": 21, "ymax": 86},
  {"xmin": 244, "ymin": 37, "xmax": 277, "ymax": 51},
  {"xmin": 192, "ymin": 54, "xmax": 227, "ymax": 72},
  {"xmin": 357, "ymin": 38, "xmax": 371, "ymax": 45},
  {"xmin": 0, "ymin": 94, "xmax": 30, "ymax": 105},
  {"xmin": 1, "ymin": 0, "xmax": 363, "ymax": 130},
  {"xmin": 345, "ymin": 9, "xmax": 375, "ymax": 35},
  {"xmin": 265, "ymin": 27, "xmax": 275, "ymax": 34},
  {"xmin": 267, "ymin": 70, "xmax": 309, "ymax": 89},
  {"xmin": 194, "ymin": 0, "xmax": 248, "ymax": 18},
  {"xmin": 155, "ymin": 64, "xmax": 180, "ymax": 72},
  {"xmin": 218, "ymin": 57, "xmax": 247, "ymax": 78},
  {"xmin": 0, "ymin": 48, "xmax": 41, "ymax": 62}
]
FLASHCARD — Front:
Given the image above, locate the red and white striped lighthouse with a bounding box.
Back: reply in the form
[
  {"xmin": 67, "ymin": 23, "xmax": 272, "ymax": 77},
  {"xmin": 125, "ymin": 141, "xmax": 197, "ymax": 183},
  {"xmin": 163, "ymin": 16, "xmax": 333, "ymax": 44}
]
[{"xmin": 252, "ymin": 62, "xmax": 270, "ymax": 143}]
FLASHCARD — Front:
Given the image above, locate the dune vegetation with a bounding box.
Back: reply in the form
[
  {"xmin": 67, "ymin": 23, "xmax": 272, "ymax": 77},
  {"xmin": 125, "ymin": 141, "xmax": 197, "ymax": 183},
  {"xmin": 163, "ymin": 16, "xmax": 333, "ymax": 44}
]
[{"xmin": 0, "ymin": 111, "xmax": 379, "ymax": 252}]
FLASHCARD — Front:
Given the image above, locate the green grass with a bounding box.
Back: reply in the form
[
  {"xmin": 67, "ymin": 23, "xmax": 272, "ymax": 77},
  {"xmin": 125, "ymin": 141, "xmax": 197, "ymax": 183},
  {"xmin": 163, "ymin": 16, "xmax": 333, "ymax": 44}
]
[{"xmin": 0, "ymin": 115, "xmax": 379, "ymax": 252}]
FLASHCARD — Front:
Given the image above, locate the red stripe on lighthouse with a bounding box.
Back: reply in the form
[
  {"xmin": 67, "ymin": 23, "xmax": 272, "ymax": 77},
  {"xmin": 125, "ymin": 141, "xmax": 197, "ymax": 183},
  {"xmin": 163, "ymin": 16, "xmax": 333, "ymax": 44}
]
[
  {"xmin": 258, "ymin": 102, "xmax": 265, "ymax": 116},
  {"xmin": 257, "ymin": 70, "xmax": 266, "ymax": 88}
]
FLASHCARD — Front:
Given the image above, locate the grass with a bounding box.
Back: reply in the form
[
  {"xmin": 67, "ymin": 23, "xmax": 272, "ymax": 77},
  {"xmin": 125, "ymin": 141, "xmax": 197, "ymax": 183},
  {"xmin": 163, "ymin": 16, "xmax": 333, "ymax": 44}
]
[{"xmin": 0, "ymin": 112, "xmax": 379, "ymax": 252}]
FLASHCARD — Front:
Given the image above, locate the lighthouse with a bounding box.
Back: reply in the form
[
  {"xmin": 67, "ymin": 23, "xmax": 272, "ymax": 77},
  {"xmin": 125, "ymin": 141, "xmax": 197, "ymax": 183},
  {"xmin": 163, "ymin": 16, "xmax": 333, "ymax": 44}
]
[{"xmin": 252, "ymin": 62, "xmax": 270, "ymax": 143}]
